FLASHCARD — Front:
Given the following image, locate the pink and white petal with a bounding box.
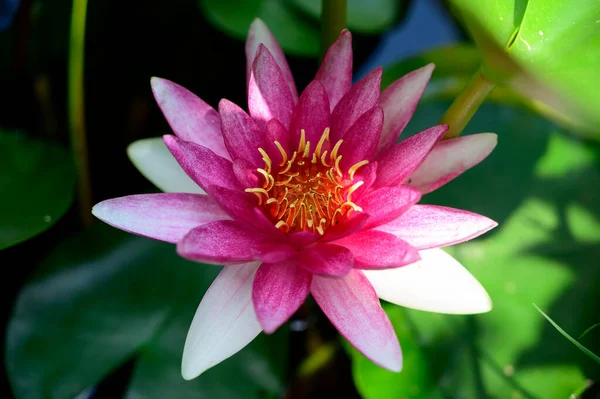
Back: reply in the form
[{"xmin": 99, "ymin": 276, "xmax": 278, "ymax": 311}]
[
  {"xmin": 92, "ymin": 193, "xmax": 228, "ymax": 243},
  {"xmin": 315, "ymin": 29, "xmax": 352, "ymax": 110},
  {"xmin": 289, "ymin": 80, "xmax": 330, "ymax": 147},
  {"xmin": 333, "ymin": 230, "xmax": 420, "ymax": 269},
  {"xmin": 363, "ymin": 248, "xmax": 492, "ymax": 314},
  {"xmin": 151, "ymin": 77, "xmax": 229, "ymax": 159},
  {"xmin": 311, "ymin": 270, "xmax": 402, "ymax": 372},
  {"xmin": 264, "ymin": 118, "xmax": 291, "ymax": 167},
  {"xmin": 178, "ymin": 220, "xmax": 295, "ymax": 265},
  {"xmin": 330, "ymin": 67, "xmax": 382, "ymax": 143},
  {"xmin": 246, "ymin": 18, "xmax": 298, "ymax": 101},
  {"xmin": 340, "ymin": 107, "xmax": 383, "ymax": 172},
  {"xmin": 408, "ymin": 133, "xmax": 497, "ymax": 193},
  {"xmin": 376, "ymin": 64, "xmax": 435, "ymax": 155},
  {"xmin": 127, "ymin": 138, "xmax": 204, "ymax": 194},
  {"xmin": 374, "ymin": 125, "xmax": 448, "ymax": 188},
  {"xmin": 358, "ymin": 186, "xmax": 422, "ymax": 229},
  {"xmin": 218, "ymin": 99, "xmax": 265, "ymax": 166},
  {"xmin": 296, "ymin": 243, "xmax": 354, "ymax": 276},
  {"xmin": 376, "ymin": 205, "xmax": 497, "ymax": 249},
  {"xmin": 164, "ymin": 135, "xmax": 240, "ymax": 193},
  {"xmin": 248, "ymin": 45, "xmax": 295, "ymax": 129},
  {"xmin": 253, "ymin": 260, "xmax": 311, "ymax": 333},
  {"xmin": 182, "ymin": 262, "xmax": 262, "ymax": 380}
]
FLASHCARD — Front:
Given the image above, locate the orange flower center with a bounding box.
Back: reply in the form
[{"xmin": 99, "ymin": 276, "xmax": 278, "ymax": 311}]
[{"xmin": 246, "ymin": 128, "xmax": 368, "ymax": 235}]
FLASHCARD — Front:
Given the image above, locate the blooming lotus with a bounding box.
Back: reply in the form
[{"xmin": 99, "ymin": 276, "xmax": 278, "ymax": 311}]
[{"xmin": 92, "ymin": 19, "xmax": 498, "ymax": 379}]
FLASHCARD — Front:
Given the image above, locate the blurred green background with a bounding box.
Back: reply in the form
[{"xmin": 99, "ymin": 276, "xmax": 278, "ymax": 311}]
[{"xmin": 1, "ymin": 0, "xmax": 599, "ymax": 398}]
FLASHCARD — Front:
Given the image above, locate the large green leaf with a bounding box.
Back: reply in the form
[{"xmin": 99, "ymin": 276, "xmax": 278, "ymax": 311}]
[
  {"xmin": 6, "ymin": 224, "xmax": 286, "ymax": 398},
  {"xmin": 450, "ymin": 0, "xmax": 600, "ymax": 131},
  {"xmin": 0, "ymin": 130, "xmax": 75, "ymax": 250},
  {"xmin": 348, "ymin": 102, "xmax": 600, "ymax": 398},
  {"xmin": 200, "ymin": 0, "xmax": 319, "ymax": 56},
  {"xmin": 286, "ymin": 0, "xmax": 401, "ymax": 34}
]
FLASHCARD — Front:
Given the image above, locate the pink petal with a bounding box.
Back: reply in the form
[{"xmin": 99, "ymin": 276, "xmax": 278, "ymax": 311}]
[
  {"xmin": 207, "ymin": 185, "xmax": 276, "ymax": 233},
  {"xmin": 311, "ymin": 270, "xmax": 402, "ymax": 372},
  {"xmin": 252, "ymin": 260, "xmax": 311, "ymax": 333},
  {"xmin": 374, "ymin": 125, "xmax": 448, "ymax": 188},
  {"xmin": 322, "ymin": 213, "xmax": 370, "ymax": 242},
  {"xmin": 233, "ymin": 158, "xmax": 260, "ymax": 189},
  {"xmin": 163, "ymin": 135, "xmax": 240, "ymax": 194},
  {"xmin": 350, "ymin": 161, "xmax": 378, "ymax": 201},
  {"xmin": 177, "ymin": 220, "xmax": 295, "ymax": 265},
  {"xmin": 248, "ymin": 45, "xmax": 295, "ymax": 130},
  {"xmin": 218, "ymin": 99, "xmax": 264, "ymax": 166},
  {"xmin": 315, "ymin": 29, "xmax": 353, "ymax": 110},
  {"xmin": 289, "ymin": 80, "xmax": 330, "ymax": 148},
  {"xmin": 330, "ymin": 67, "xmax": 382, "ymax": 143},
  {"xmin": 264, "ymin": 118, "xmax": 291, "ymax": 167},
  {"xmin": 182, "ymin": 262, "xmax": 262, "ymax": 379},
  {"xmin": 92, "ymin": 193, "xmax": 229, "ymax": 243},
  {"xmin": 296, "ymin": 243, "xmax": 354, "ymax": 276},
  {"xmin": 358, "ymin": 186, "xmax": 422, "ymax": 229},
  {"xmin": 151, "ymin": 77, "xmax": 229, "ymax": 159},
  {"xmin": 409, "ymin": 133, "xmax": 497, "ymax": 193},
  {"xmin": 333, "ymin": 230, "xmax": 420, "ymax": 269},
  {"xmin": 340, "ymin": 107, "xmax": 383, "ymax": 172},
  {"xmin": 376, "ymin": 205, "xmax": 497, "ymax": 249},
  {"xmin": 246, "ymin": 18, "xmax": 298, "ymax": 102},
  {"xmin": 376, "ymin": 64, "xmax": 435, "ymax": 155}
]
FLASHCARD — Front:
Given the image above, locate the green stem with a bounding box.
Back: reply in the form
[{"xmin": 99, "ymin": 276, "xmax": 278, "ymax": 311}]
[
  {"xmin": 320, "ymin": 0, "xmax": 347, "ymax": 61},
  {"xmin": 439, "ymin": 68, "xmax": 496, "ymax": 139},
  {"xmin": 68, "ymin": 0, "xmax": 92, "ymax": 227}
]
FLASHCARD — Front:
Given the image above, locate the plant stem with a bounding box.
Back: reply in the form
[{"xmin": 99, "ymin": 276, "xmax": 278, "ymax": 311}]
[
  {"xmin": 439, "ymin": 68, "xmax": 496, "ymax": 139},
  {"xmin": 321, "ymin": 0, "xmax": 347, "ymax": 61},
  {"xmin": 68, "ymin": 0, "xmax": 92, "ymax": 227}
]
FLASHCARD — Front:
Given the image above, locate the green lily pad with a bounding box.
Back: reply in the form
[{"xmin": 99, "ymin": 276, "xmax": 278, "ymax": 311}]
[
  {"xmin": 348, "ymin": 102, "xmax": 600, "ymax": 398},
  {"xmin": 0, "ymin": 130, "xmax": 75, "ymax": 250},
  {"xmin": 200, "ymin": 0, "xmax": 319, "ymax": 56},
  {"xmin": 286, "ymin": 0, "xmax": 402, "ymax": 34},
  {"xmin": 6, "ymin": 224, "xmax": 287, "ymax": 398}
]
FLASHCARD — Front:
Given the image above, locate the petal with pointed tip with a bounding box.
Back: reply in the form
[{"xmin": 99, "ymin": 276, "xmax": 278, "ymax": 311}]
[
  {"xmin": 376, "ymin": 205, "xmax": 497, "ymax": 249},
  {"xmin": 92, "ymin": 193, "xmax": 229, "ymax": 244},
  {"xmin": 264, "ymin": 118, "xmax": 290, "ymax": 166},
  {"xmin": 178, "ymin": 220, "xmax": 294, "ymax": 265},
  {"xmin": 151, "ymin": 77, "xmax": 229, "ymax": 159},
  {"xmin": 333, "ymin": 230, "xmax": 420, "ymax": 269},
  {"xmin": 127, "ymin": 138, "xmax": 204, "ymax": 194},
  {"xmin": 248, "ymin": 45, "xmax": 295, "ymax": 129},
  {"xmin": 218, "ymin": 99, "xmax": 265, "ymax": 166},
  {"xmin": 289, "ymin": 80, "xmax": 330, "ymax": 147},
  {"xmin": 358, "ymin": 186, "xmax": 421, "ymax": 229},
  {"xmin": 364, "ymin": 249, "xmax": 492, "ymax": 314},
  {"xmin": 340, "ymin": 107, "xmax": 383, "ymax": 172},
  {"xmin": 311, "ymin": 270, "xmax": 402, "ymax": 372},
  {"xmin": 315, "ymin": 29, "xmax": 352, "ymax": 110},
  {"xmin": 246, "ymin": 18, "xmax": 297, "ymax": 101},
  {"xmin": 409, "ymin": 133, "xmax": 497, "ymax": 193},
  {"xmin": 297, "ymin": 243, "xmax": 354, "ymax": 276},
  {"xmin": 330, "ymin": 67, "xmax": 382, "ymax": 143},
  {"xmin": 253, "ymin": 260, "xmax": 311, "ymax": 333},
  {"xmin": 375, "ymin": 125, "xmax": 447, "ymax": 188},
  {"xmin": 182, "ymin": 262, "xmax": 262, "ymax": 380},
  {"xmin": 377, "ymin": 64, "xmax": 434, "ymax": 155}
]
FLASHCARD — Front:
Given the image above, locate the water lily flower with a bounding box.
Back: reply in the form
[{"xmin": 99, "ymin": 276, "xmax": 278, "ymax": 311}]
[{"xmin": 93, "ymin": 19, "xmax": 498, "ymax": 380}]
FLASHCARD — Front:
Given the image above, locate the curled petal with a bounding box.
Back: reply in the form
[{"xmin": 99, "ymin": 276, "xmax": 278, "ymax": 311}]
[
  {"xmin": 376, "ymin": 205, "xmax": 497, "ymax": 249},
  {"xmin": 297, "ymin": 243, "xmax": 354, "ymax": 276},
  {"xmin": 246, "ymin": 18, "xmax": 298, "ymax": 101},
  {"xmin": 364, "ymin": 249, "xmax": 492, "ymax": 314},
  {"xmin": 311, "ymin": 270, "xmax": 402, "ymax": 372},
  {"xmin": 409, "ymin": 133, "xmax": 497, "ymax": 193},
  {"xmin": 177, "ymin": 220, "xmax": 295, "ymax": 265},
  {"xmin": 182, "ymin": 262, "xmax": 262, "ymax": 380},
  {"xmin": 375, "ymin": 125, "xmax": 448, "ymax": 188},
  {"xmin": 127, "ymin": 138, "xmax": 204, "ymax": 194},
  {"xmin": 92, "ymin": 193, "xmax": 228, "ymax": 243},
  {"xmin": 377, "ymin": 64, "xmax": 434, "ymax": 155},
  {"xmin": 315, "ymin": 29, "xmax": 352, "ymax": 110},
  {"xmin": 151, "ymin": 77, "xmax": 229, "ymax": 159},
  {"xmin": 253, "ymin": 260, "xmax": 311, "ymax": 333},
  {"xmin": 248, "ymin": 45, "xmax": 295, "ymax": 129},
  {"xmin": 333, "ymin": 230, "xmax": 420, "ymax": 269}
]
